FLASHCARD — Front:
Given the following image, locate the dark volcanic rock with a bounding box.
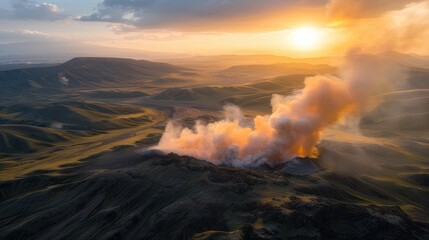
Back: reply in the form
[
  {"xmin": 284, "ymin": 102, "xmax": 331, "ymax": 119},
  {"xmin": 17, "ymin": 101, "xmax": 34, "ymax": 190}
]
[
  {"xmin": 0, "ymin": 152, "xmax": 428, "ymax": 240},
  {"xmin": 294, "ymin": 183, "xmax": 363, "ymax": 201},
  {"xmin": 405, "ymin": 174, "xmax": 429, "ymax": 187},
  {"xmin": 283, "ymin": 201, "xmax": 429, "ymax": 240},
  {"xmin": 281, "ymin": 157, "xmax": 320, "ymax": 176}
]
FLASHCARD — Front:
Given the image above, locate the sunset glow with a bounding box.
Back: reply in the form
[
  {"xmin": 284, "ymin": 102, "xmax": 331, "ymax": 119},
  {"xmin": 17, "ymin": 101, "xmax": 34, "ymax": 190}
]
[
  {"xmin": 290, "ymin": 27, "xmax": 323, "ymax": 50},
  {"xmin": 0, "ymin": 1, "xmax": 427, "ymax": 58}
]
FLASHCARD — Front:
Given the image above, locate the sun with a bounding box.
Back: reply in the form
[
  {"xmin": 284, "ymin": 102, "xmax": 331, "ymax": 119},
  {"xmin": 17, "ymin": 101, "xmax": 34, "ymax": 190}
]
[{"xmin": 290, "ymin": 27, "xmax": 323, "ymax": 50}]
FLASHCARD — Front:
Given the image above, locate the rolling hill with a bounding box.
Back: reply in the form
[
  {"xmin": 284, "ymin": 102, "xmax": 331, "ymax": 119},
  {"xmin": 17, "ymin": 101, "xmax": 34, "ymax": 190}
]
[
  {"xmin": 217, "ymin": 63, "xmax": 336, "ymax": 81},
  {"xmin": 0, "ymin": 57, "xmax": 186, "ymax": 103},
  {"xmin": 0, "ymin": 100, "xmax": 158, "ymax": 154},
  {"xmin": 0, "ymin": 53, "xmax": 429, "ymax": 239},
  {"xmin": 152, "ymin": 74, "xmax": 307, "ymax": 112}
]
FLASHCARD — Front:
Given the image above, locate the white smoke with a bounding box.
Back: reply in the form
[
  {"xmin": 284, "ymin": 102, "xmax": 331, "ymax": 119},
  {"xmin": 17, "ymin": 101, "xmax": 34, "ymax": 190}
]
[{"xmin": 58, "ymin": 74, "xmax": 69, "ymax": 86}]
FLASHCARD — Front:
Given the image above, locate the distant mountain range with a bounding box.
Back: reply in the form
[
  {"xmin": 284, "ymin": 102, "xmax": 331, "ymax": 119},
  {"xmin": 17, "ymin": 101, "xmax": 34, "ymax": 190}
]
[{"xmin": 0, "ymin": 40, "xmax": 186, "ymax": 65}]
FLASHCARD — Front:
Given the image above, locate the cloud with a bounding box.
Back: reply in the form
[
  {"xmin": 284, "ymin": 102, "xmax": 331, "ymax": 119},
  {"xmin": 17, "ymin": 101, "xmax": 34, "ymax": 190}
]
[
  {"xmin": 326, "ymin": 0, "xmax": 418, "ymax": 21},
  {"xmin": 336, "ymin": 1, "xmax": 429, "ymax": 54},
  {"xmin": 0, "ymin": 29, "xmax": 49, "ymax": 43},
  {"xmin": 0, "ymin": 0, "xmax": 67, "ymax": 21},
  {"xmin": 78, "ymin": 0, "xmax": 326, "ymax": 32},
  {"xmin": 78, "ymin": 0, "xmax": 428, "ymax": 33}
]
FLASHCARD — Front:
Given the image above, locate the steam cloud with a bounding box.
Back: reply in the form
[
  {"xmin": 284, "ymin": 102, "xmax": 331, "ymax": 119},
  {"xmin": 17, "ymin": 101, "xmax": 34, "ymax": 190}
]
[
  {"xmin": 153, "ymin": 52, "xmax": 388, "ymax": 167},
  {"xmin": 58, "ymin": 74, "xmax": 69, "ymax": 86}
]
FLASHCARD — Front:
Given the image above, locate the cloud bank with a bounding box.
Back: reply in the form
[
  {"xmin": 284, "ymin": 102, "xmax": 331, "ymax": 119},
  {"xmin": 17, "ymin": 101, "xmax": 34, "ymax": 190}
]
[
  {"xmin": 326, "ymin": 0, "xmax": 417, "ymax": 20},
  {"xmin": 78, "ymin": 0, "xmax": 325, "ymax": 31},
  {"xmin": 0, "ymin": 0, "xmax": 67, "ymax": 21},
  {"xmin": 0, "ymin": 29, "xmax": 49, "ymax": 43},
  {"xmin": 78, "ymin": 0, "xmax": 426, "ymax": 32}
]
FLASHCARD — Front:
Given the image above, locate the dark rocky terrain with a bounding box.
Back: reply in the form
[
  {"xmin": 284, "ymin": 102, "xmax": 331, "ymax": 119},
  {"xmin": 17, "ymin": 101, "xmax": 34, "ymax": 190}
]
[{"xmin": 1, "ymin": 151, "xmax": 428, "ymax": 240}]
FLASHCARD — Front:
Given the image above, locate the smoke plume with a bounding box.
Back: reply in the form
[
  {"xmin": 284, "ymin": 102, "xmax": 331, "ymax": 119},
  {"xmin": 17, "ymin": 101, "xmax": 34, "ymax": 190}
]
[
  {"xmin": 154, "ymin": 53, "xmax": 389, "ymax": 167},
  {"xmin": 153, "ymin": 1, "xmax": 429, "ymax": 166}
]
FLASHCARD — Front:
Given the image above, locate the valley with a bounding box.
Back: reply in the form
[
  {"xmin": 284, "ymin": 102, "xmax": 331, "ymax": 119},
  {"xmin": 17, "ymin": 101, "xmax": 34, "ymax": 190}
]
[{"xmin": 0, "ymin": 54, "xmax": 428, "ymax": 239}]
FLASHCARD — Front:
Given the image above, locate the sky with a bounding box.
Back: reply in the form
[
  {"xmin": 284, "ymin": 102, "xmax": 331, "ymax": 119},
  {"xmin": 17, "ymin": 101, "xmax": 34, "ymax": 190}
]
[{"xmin": 1, "ymin": 0, "xmax": 429, "ymax": 59}]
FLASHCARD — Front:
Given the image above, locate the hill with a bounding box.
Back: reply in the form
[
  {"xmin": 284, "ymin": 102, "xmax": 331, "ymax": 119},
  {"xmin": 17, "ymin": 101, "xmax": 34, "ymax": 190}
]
[
  {"xmin": 152, "ymin": 74, "xmax": 308, "ymax": 112},
  {"xmin": 217, "ymin": 63, "xmax": 336, "ymax": 81},
  {"xmin": 0, "ymin": 101, "xmax": 158, "ymax": 154},
  {"xmin": 0, "ymin": 57, "xmax": 185, "ymax": 103}
]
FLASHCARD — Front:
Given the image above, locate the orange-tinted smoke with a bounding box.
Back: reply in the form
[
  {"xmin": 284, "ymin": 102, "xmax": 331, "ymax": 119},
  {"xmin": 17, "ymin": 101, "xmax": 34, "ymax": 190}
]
[{"xmin": 154, "ymin": 54, "xmax": 386, "ymax": 166}]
